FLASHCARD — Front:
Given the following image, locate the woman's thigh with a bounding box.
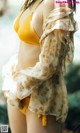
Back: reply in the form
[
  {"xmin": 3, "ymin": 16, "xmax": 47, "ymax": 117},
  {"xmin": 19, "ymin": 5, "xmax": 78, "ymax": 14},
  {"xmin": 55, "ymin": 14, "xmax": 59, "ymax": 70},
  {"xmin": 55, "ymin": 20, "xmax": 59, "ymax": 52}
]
[
  {"xmin": 26, "ymin": 109, "xmax": 63, "ymax": 133},
  {"xmin": 7, "ymin": 101, "xmax": 27, "ymax": 133}
]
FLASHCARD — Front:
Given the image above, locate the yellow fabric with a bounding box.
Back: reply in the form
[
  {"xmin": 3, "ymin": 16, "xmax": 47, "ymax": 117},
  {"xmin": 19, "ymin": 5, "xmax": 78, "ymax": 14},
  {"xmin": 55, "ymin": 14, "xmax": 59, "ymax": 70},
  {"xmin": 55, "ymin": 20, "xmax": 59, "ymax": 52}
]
[
  {"xmin": 13, "ymin": 10, "xmax": 24, "ymax": 33},
  {"xmin": 38, "ymin": 114, "xmax": 47, "ymax": 126},
  {"xmin": 13, "ymin": 10, "xmax": 40, "ymax": 45},
  {"xmin": 2, "ymin": 7, "xmax": 78, "ymax": 125},
  {"xmin": 19, "ymin": 97, "xmax": 30, "ymax": 115},
  {"xmin": 19, "ymin": 97, "xmax": 47, "ymax": 126}
]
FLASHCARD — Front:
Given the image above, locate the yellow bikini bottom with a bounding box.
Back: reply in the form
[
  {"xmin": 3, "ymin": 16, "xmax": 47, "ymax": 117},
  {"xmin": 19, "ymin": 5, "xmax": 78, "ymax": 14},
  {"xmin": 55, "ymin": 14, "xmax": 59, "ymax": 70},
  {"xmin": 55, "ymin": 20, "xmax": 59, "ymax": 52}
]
[{"xmin": 19, "ymin": 96, "xmax": 47, "ymax": 126}]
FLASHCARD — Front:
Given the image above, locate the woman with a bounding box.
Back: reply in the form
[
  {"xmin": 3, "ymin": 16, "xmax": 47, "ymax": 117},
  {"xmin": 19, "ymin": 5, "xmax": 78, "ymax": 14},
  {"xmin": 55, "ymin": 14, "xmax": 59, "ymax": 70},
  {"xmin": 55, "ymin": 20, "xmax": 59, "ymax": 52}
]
[{"xmin": 2, "ymin": 0, "xmax": 78, "ymax": 133}]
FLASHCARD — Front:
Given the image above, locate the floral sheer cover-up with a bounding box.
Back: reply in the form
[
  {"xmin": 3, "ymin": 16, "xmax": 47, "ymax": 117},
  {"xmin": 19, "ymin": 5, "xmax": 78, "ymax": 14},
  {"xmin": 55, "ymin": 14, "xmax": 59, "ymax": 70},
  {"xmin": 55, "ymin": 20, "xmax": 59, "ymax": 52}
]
[{"xmin": 2, "ymin": 7, "xmax": 78, "ymax": 126}]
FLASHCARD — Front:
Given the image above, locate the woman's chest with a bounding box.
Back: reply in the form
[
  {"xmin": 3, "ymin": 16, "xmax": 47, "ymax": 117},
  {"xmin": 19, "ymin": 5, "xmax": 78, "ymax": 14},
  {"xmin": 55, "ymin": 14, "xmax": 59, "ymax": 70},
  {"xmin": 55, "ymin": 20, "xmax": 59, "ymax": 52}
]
[{"xmin": 19, "ymin": 1, "xmax": 44, "ymax": 38}]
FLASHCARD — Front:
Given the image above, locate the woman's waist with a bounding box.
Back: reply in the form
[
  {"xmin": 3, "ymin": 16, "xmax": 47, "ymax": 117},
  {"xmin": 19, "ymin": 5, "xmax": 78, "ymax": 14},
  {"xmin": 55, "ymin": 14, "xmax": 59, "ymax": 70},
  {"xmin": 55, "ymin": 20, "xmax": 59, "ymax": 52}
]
[
  {"xmin": 19, "ymin": 41, "xmax": 41, "ymax": 56},
  {"xmin": 17, "ymin": 41, "xmax": 41, "ymax": 70},
  {"xmin": 17, "ymin": 56, "xmax": 39, "ymax": 70}
]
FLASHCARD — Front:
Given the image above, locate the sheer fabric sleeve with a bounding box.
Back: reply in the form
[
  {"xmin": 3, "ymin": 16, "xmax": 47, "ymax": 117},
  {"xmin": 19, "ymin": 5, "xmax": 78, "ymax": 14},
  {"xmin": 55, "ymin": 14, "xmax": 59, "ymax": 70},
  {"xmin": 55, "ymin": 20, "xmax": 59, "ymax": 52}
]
[{"xmin": 2, "ymin": 7, "xmax": 78, "ymax": 101}]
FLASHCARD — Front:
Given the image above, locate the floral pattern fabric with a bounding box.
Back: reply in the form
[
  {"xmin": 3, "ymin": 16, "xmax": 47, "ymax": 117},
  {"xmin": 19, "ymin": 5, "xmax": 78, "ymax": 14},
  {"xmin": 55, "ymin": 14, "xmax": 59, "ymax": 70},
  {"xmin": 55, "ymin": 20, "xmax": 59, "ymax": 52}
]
[{"xmin": 2, "ymin": 6, "xmax": 78, "ymax": 123}]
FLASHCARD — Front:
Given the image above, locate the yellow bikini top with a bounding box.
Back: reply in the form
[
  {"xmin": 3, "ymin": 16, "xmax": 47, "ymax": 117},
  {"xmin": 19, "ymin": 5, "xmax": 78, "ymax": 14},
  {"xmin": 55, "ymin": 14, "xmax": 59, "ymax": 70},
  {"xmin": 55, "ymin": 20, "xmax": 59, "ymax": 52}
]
[{"xmin": 13, "ymin": 9, "xmax": 40, "ymax": 45}]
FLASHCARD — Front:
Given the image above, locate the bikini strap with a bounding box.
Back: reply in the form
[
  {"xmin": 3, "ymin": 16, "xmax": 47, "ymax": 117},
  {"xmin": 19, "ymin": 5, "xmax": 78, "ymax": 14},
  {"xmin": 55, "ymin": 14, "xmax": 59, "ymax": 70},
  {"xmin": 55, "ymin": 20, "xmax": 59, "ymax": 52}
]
[{"xmin": 29, "ymin": 0, "xmax": 43, "ymax": 13}]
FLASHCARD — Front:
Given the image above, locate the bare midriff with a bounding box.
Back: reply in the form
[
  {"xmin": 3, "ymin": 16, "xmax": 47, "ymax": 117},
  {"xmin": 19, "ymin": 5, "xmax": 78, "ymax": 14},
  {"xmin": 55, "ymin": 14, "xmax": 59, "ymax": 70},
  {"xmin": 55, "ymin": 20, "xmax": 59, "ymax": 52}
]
[
  {"xmin": 17, "ymin": 41, "xmax": 41, "ymax": 70},
  {"xmin": 15, "ymin": 2, "xmax": 43, "ymax": 71},
  {"xmin": 14, "ymin": 1, "xmax": 48, "ymax": 127}
]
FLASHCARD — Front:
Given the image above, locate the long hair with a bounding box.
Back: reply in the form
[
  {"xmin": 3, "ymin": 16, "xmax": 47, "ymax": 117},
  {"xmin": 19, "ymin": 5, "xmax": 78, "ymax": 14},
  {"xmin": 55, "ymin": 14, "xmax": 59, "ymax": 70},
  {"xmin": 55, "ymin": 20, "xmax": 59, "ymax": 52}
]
[
  {"xmin": 68, "ymin": 0, "xmax": 76, "ymax": 12},
  {"xmin": 73, "ymin": 0, "xmax": 76, "ymax": 11},
  {"xmin": 21, "ymin": 0, "xmax": 76, "ymax": 12},
  {"xmin": 21, "ymin": 0, "xmax": 36, "ymax": 10}
]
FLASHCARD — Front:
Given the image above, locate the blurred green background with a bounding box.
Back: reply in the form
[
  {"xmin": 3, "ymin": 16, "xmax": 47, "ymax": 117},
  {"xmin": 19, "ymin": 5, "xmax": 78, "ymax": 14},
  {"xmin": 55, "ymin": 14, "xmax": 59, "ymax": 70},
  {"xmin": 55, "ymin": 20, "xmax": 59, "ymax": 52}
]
[{"xmin": 0, "ymin": 0, "xmax": 80, "ymax": 132}]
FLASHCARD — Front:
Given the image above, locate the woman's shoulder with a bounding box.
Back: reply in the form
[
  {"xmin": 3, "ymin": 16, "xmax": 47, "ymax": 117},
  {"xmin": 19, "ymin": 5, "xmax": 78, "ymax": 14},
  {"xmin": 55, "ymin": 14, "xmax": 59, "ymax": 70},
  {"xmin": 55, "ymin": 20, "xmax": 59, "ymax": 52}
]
[
  {"xmin": 43, "ymin": 0, "xmax": 71, "ymax": 21},
  {"xmin": 43, "ymin": 0, "xmax": 55, "ymax": 20},
  {"xmin": 44, "ymin": 0, "xmax": 55, "ymax": 7}
]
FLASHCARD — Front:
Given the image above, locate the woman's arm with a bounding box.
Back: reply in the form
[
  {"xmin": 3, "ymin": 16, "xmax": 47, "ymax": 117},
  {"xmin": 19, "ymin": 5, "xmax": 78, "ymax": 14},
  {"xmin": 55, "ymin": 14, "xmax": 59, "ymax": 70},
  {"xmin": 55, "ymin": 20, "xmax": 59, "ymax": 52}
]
[{"xmin": 3, "ymin": 2, "xmax": 78, "ymax": 101}]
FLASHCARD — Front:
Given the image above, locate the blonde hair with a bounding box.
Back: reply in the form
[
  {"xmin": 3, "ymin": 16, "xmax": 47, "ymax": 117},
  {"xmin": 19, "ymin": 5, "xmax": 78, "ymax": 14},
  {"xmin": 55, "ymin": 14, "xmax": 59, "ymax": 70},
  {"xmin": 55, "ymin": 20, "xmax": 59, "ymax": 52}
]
[{"xmin": 21, "ymin": 0, "xmax": 37, "ymax": 10}]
